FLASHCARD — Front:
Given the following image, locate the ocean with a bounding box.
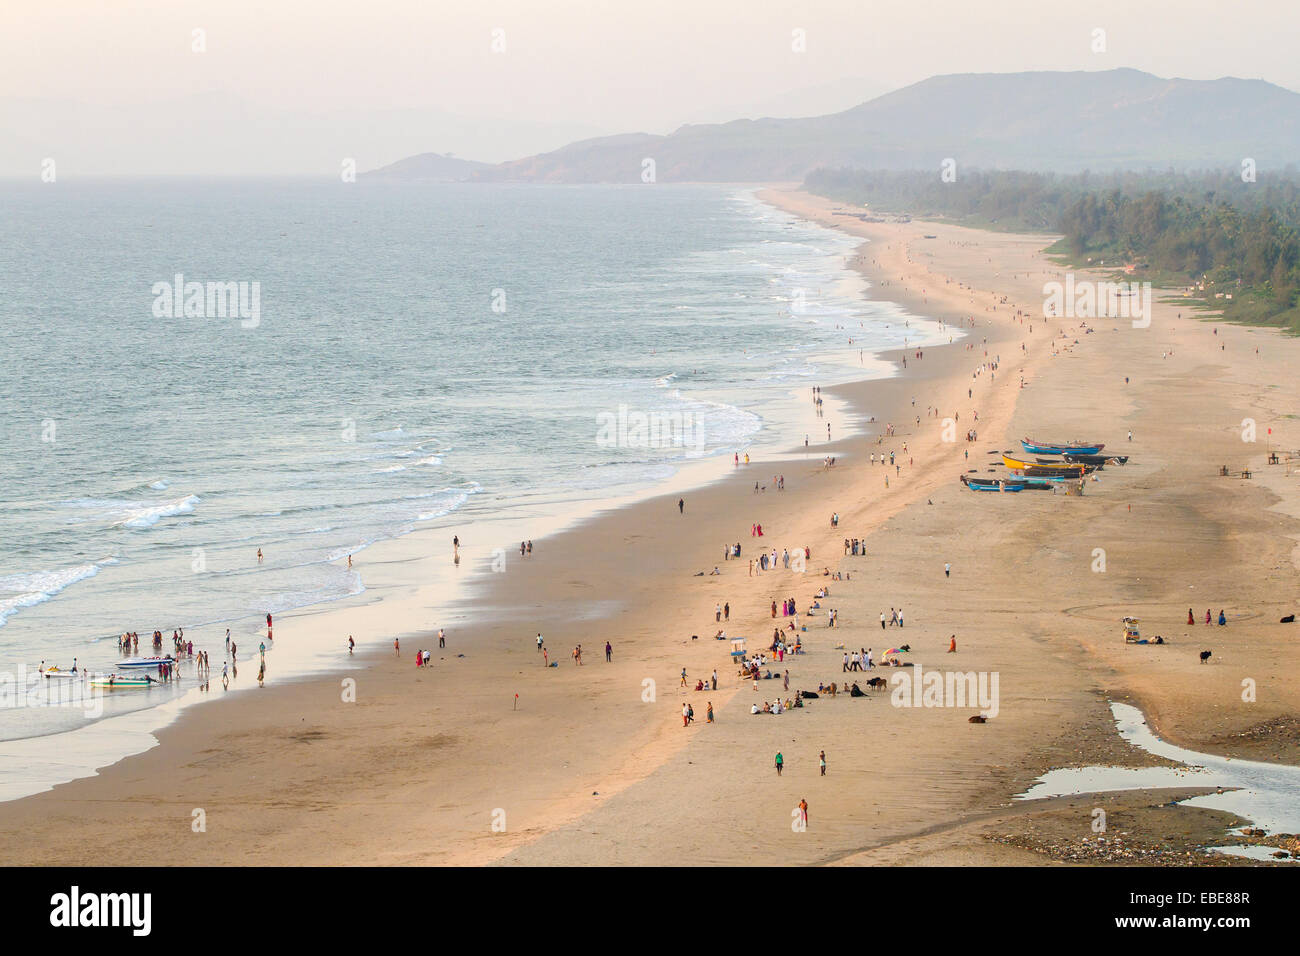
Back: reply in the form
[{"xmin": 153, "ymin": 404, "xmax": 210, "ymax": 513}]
[{"xmin": 0, "ymin": 181, "xmax": 940, "ymax": 757}]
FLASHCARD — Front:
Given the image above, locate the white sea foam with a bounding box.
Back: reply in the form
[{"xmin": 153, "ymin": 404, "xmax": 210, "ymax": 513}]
[
  {"xmin": 64, "ymin": 494, "xmax": 201, "ymax": 529},
  {"xmin": 119, "ymin": 494, "xmax": 202, "ymax": 529},
  {"xmin": 0, "ymin": 562, "xmax": 108, "ymax": 626}
]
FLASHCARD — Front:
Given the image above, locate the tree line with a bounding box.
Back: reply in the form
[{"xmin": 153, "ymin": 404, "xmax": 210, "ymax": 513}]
[{"xmin": 803, "ymin": 167, "xmax": 1300, "ymax": 330}]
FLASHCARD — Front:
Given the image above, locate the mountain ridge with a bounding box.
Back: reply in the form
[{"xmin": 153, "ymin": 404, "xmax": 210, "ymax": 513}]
[{"xmin": 373, "ymin": 69, "xmax": 1300, "ymax": 183}]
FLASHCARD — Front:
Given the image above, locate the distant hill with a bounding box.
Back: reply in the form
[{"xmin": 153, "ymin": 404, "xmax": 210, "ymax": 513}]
[
  {"xmin": 445, "ymin": 69, "xmax": 1300, "ymax": 183},
  {"xmin": 364, "ymin": 152, "xmax": 493, "ymax": 181}
]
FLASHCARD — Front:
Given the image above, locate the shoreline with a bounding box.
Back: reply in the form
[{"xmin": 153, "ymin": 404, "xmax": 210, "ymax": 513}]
[
  {"xmin": 2, "ymin": 187, "xmax": 1298, "ymax": 866},
  {"xmin": 0, "ymin": 187, "xmax": 931, "ymax": 791}
]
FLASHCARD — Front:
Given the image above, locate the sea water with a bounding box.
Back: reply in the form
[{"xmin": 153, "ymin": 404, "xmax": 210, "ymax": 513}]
[{"xmin": 0, "ymin": 181, "xmax": 942, "ymax": 755}]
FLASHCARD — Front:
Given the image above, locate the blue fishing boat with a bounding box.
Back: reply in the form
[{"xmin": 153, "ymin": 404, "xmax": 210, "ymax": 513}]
[
  {"xmin": 961, "ymin": 476, "xmax": 1025, "ymax": 492},
  {"xmin": 1022, "ymin": 437, "xmax": 1105, "ymax": 456}
]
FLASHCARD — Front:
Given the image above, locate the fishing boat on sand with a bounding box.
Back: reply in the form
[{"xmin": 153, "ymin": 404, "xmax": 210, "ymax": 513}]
[
  {"xmin": 1002, "ymin": 453, "xmax": 1089, "ymax": 474},
  {"xmin": 1063, "ymin": 453, "xmax": 1128, "ymax": 466},
  {"xmin": 964, "ymin": 475, "xmax": 1054, "ymax": 490},
  {"xmin": 961, "ymin": 475, "xmax": 1025, "ymax": 492},
  {"xmin": 1017, "ymin": 466, "xmax": 1094, "ymax": 479},
  {"xmin": 965, "ymin": 481, "xmax": 1023, "ymax": 492},
  {"xmin": 1021, "ymin": 438, "xmax": 1105, "ymax": 456}
]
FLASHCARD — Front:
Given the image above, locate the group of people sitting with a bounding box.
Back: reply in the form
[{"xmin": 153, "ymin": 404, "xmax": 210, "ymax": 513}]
[{"xmin": 751, "ymin": 697, "xmax": 802, "ymax": 715}]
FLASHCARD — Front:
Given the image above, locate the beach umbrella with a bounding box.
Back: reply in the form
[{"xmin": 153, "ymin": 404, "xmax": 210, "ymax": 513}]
[{"xmin": 883, "ymin": 648, "xmax": 906, "ymax": 656}]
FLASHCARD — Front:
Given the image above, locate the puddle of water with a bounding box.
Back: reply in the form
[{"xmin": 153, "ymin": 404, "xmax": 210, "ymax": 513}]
[
  {"xmin": 1207, "ymin": 845, "xmax": 1297, "ymax": 863},
  {"xmin": 1018, "ymin": 702, "xmax": 1300, "ymax": 858}
]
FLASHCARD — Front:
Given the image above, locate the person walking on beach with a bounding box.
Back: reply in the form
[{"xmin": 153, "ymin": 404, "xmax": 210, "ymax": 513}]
[
  {"xmin": 682, "ymin": 702, "xmax": 690, "ymax": 727},
  {"xmin": 707, "ymin": 701, "xmax": 714, "ymax": 723},
  {"xmin": 225, "ymin": 628, "xmax": 231, "ymax": 652},
  {"xmin": 348, "ymin": 635, "xmax": 355, "ymax": 654},
  {"xmin": 880, "ymin": 611, "xmax": 886, "ymax": 630},
  {"xmin": 257, "ymin": 548, "xmax": 263, "ymax": 564},
  {"xmin": 605, "ymin": 641, "xmax": 612, "ymax": 662},
  {"xmin": 221, "ymin": 662, "xmax": 229, "ymax": 689},
  {"xmin": 775, "ymin": 752, "xmax": 784, "ymax": 776},
  {"xmin": 724, "ymin": 602, "xmax": 729, "ymax": 621},
  {"xmin": 394, "ymin": 637, "xmax": 400, "ymax": 655},
  {"xmin": 711, "ymin": 669, "xmax": 718, "ymax": 690},
  {"xmin": 537, "ymin": 633, "xmax": 544, "ymax": 652},
  {"xmin": 716, "ymin": 603, "xmax": 722, "ymax": 622},
  {"xmin": 543, "ymin": 647, "xmax": 548, "ymax": 667},
  {"xmin": 438, "ymin": 628, "xmax": 446, "ymax": 648},
  {"xmin": 819, "ymin": 751, "xmax": 826, "ymax": 776},
  {"xmin": 948, "ymin": 634, "xmax": 957, "ymax": 653},
  {"xmin": 799, "ymin": 798, "xmax": 808, "ymax": 827},
  {"xmin": 257, "ymin": 661, "xmax": 265, "ymax": 687},
  {"xmin": 678, "ymin": 498, "xmax": 684, "ymax": 514},
  {"xmin": 945, "ymin": 562, "xmax": 951, "ymax": 578}
]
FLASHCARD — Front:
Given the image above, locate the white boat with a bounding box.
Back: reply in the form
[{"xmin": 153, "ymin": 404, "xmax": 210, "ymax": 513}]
[{"xmin": 118, "ymin": 656, "xmax": 173, "ymax": 669}]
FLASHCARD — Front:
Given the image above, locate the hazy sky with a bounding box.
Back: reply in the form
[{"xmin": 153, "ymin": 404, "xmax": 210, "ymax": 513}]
[{"xmin": 2, "ymin": 0, "xmax": 1297, "ymax": 174}]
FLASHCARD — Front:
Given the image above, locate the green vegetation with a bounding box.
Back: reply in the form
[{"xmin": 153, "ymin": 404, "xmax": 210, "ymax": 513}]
[{"xmin": 803, "ymin": 168, "xmax": 1300, "ymax": 331}]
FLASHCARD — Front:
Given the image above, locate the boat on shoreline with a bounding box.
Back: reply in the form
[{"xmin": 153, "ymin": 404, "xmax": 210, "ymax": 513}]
[
  {"xmin": 118, "ymin": 656, "xmax": 174, "ymax": 669},
  {"xmin": 1063, "ymin": 452, "xmax": 1128, "ymax": 466},
  {"xmin": 1002, "ymin": 453, "xmax": 1089, "ymax": 474},
  {"xmin": 963, "ymin": 478, "xmax": 1024, "ymax": 492},
  {"xmin": 1022, "ymin": 438, "xmax": 1105, "ymax": 456},
  {"xmin": 39, "ymin": 668, "xmax": 81, "ymax": 680},
  {"xmin": 961, "ymin": 475, "xmax": 1053, "ymax": 492},
  {"xmin": 90, "ymin": 674, "xmax": 156, "ymax": 689}
]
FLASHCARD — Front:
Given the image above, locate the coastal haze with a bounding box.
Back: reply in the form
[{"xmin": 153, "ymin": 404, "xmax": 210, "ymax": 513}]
[
  {"xmin": 3, "ymin": 0, "xmax": 1300, "ymax": 895},
  {"xmin": 3, "ymin": 0, "xmax": 1300, "ymax": 176}
]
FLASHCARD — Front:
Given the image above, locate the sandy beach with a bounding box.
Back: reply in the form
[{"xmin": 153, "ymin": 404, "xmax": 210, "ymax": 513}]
[{"xmin": 3, "ymin": 186, "xmax": 1298, "ymax": 867}]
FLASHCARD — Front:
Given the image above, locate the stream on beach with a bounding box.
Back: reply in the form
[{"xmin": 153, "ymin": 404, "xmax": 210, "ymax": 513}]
[{"xmin": 1017, "ymin": 701, "xmax": 1300, "ymax": 862}]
